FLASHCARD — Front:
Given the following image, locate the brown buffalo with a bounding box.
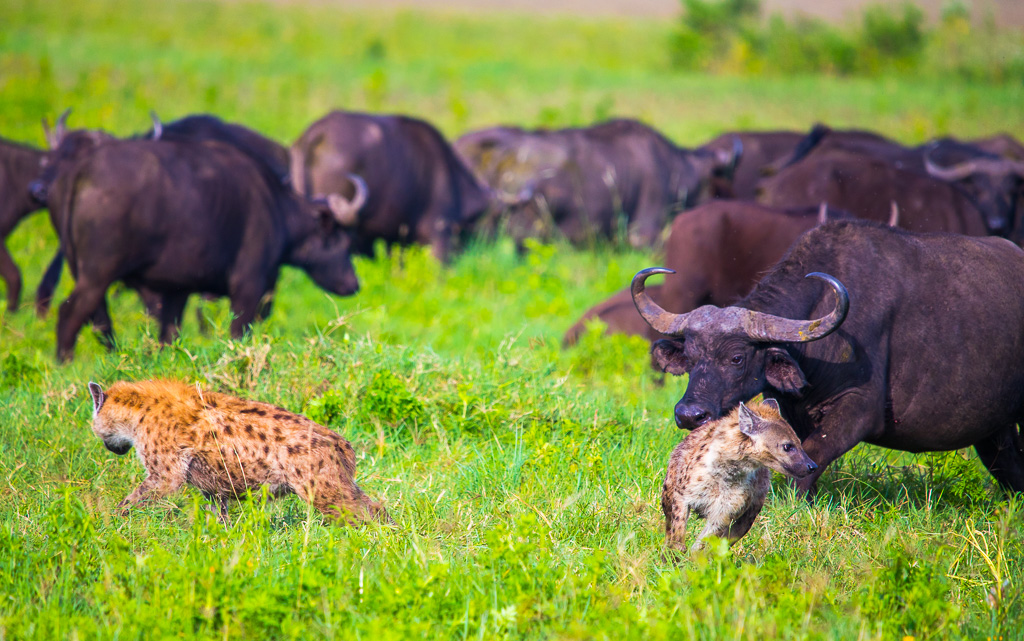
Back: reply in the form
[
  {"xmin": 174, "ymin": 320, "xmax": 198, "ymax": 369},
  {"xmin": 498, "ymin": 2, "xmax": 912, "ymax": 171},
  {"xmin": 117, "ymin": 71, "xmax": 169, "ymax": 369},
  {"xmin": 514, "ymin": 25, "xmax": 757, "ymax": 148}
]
[
  {"xmin": 564, "ymin": 201, "xmax": 853, "ymax": 347},
  {"xmin": 758, "ymin": 149, "xmax": 989, "ymax": 235},
  {"xmin": 697, "ymin": 130, "xmax": 804, "ymax": 199},
  {"xmin": 762, "ymin": 125, "xmax": 1024, "ymax": 237}
]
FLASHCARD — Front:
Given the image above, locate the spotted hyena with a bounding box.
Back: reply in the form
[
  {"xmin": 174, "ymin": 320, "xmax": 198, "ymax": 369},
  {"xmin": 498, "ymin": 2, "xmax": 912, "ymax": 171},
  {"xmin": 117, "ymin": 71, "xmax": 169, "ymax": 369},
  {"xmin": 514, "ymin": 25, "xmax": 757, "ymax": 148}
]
[
  {"xmin": 88, "ymin": 379, "xmax": 389, "ymax": 525},
  {"xmin": 661, "ymin": 399, "xmax": 817, "ymax": 552}
]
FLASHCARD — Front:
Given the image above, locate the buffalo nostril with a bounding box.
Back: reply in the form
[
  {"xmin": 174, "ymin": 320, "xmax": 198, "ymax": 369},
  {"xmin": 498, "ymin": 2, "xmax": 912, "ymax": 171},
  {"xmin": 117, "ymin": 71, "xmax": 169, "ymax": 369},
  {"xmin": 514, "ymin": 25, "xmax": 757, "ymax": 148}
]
[{"xmin": 675, "ymin": 405, "xmax": 711, "ymax": 429}]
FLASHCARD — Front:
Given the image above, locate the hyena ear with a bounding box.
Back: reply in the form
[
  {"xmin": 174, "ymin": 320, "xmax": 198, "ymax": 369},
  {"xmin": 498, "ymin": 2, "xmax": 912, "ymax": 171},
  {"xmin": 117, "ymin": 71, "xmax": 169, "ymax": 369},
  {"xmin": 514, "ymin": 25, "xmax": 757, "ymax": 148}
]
[
  {"xmin": 738, "ymin": 402, "xmax": 763, "ymax": 437},
  {"xmin": 88, "ymin": 382, "xmax": 106, "ymax": 416},
  {"xmin": 760, "ymin": 397, "xmax": 781, "ymax": 413}
]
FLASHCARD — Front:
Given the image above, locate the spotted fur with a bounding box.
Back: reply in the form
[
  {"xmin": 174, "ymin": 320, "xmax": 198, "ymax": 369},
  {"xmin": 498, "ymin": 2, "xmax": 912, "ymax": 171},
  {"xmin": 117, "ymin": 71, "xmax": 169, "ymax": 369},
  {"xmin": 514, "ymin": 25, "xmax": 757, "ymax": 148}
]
[
  {"xmin": 662, "ymin": 399, "xmax": 816, "ymax": 552},
  {"xmin": 88, "ymin": 379, "xmax": 389, "ymax": 525}
]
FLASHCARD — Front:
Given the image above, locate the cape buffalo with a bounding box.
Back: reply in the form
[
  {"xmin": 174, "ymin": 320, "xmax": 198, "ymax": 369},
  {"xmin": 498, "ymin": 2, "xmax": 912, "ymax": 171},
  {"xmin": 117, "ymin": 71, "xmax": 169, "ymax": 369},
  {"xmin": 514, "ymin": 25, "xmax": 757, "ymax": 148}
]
[
  {"xmin": 0, "ymin": 136, "xmax": 47, "ymax": 311},
  {"xmin": 44, "ymin": 137, "xmax": 362, "ymax": 362},
  {"xmin": 145, "ymin": 113, "xmax": 291, "ymax": 185},
  {"xmin": 564, "ymin": 202, "xmax": 853, "ymax": 347},
  {"xmin": 765, "ymin": 125, "xmax": 1024, "ymax": 237},
  {"xmin": 290, "ymin": 111, "xmax": 492, "ymax": 262},
  {"xmin": 28, "ymin": 111, "xmax": 116, "ymax": 316},
  {"xmin": 970, "ymin": 133, "xmax": 1024, "ymax": 161},
  {"xmin": 456, "ymin": 119, "xmax": 741, "ymax": 249},
  {"xmin": 697, "ymin": 130, "xmax": 804, "ymax": 199},
  {"xmin": 632, "ymin": 220, "xmax": 1024, "ymax": 494},
  {"xmin": 758, "ymin": 149, "xmax": 990, "ymax": 235}
]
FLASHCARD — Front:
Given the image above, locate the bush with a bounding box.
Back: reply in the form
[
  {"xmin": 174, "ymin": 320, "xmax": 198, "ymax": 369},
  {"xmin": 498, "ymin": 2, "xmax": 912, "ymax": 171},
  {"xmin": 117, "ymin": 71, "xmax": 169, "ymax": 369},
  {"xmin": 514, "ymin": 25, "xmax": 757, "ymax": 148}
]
[{"xmin": 861, "ymin": 3, "xmax": 926, "ymax": 62}]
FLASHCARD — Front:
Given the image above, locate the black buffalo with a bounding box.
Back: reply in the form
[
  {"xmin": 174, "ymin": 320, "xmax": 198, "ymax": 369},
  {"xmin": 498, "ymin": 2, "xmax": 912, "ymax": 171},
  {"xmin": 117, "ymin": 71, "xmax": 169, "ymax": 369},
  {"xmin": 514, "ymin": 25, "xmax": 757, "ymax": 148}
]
[
  {"xmin": 41, "ymin": 137, "xmax": 361, "ymax": 362},
  {"xmin": 291, "ymin": 110, "xmax": 491, "ymax": 262},
  {"xmin": 28, "ymin": 111, "xmax": 116, "ymax": 316},
  {"xmin": 145, "ymin": 113, "xmax": 292, "ymax": 185},
  {"xmin": 456, "ymin": 119, "xmax": 740, "ymax": 248},
  {"xmin": 632, "ymin": 220, "xmax": 1024, "ymax": 493}
]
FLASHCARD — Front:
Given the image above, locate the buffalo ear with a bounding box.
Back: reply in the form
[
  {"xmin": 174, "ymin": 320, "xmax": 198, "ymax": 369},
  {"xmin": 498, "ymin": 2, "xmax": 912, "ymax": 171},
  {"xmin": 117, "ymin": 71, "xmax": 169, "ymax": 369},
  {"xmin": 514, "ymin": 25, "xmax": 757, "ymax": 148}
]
[
  {"xmin": 765, "ymin": 348, "xmax": 808, "ymax": 395},
  {"xmin": 88, "ymin": 382, "xmax": 106, "ymax": 416},
  {"xmin": 737, "ymin": 402, "xmax": 763, "ymax": 437},
  {"xmin": 651, "ymin": 339, "xmax": 689, "ymax": 376}
]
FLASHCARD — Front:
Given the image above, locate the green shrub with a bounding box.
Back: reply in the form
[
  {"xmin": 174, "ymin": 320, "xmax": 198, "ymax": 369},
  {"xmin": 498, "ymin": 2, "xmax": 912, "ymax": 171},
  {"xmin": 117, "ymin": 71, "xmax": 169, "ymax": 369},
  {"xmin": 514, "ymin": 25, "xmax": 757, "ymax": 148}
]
[{"xmin": 861, "ymin": 3, "xmax": 926, "ymax": 62}]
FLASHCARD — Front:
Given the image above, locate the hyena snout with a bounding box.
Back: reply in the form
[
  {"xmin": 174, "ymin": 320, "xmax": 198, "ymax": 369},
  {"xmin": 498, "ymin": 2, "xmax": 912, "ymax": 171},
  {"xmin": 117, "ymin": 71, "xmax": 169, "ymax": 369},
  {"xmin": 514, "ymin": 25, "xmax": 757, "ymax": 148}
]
[
  {"xmin": 103, "ymin": 436, "xmax": 133, "ymax": 455},
  {"xmin": 782, "ymin": 451, "xmax": 818, "ymax": 479}
]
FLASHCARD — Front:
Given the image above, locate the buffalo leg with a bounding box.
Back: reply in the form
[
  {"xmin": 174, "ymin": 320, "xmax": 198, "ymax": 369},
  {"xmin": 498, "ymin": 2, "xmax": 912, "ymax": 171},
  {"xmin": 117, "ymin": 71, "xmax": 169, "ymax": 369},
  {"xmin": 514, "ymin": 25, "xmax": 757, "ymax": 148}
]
[
  {"xmin": 158, "ymin": 292, "xmax": 189, "ymax": 344},
  {"xmin": 35, "ymin": 249, "xmax": 64, "ymax": 317},
  {"xmin": 137, "ymin": 287, "xmax": 163, "ymax": 318},
  {"xmin": 0, "ymin": 243, "xmax": 22, "ymax": 312},
  {"xmin": 56, "ymin": 280, "xmax": 110, "ymax": 362},
  {"xmin": 793, "ymin": 393, "xmax": 883, "ymax": 497},
  {"xmin": 90, "ymin": 297, "xmax": 116, "ymax": 351},
  {"xmin": 974, "ymin": 425, "xmax": 1024, "ymax": 493},
  {"xmin": 227, "ymin": 286, "xmax": 263, "ymax": 339}
]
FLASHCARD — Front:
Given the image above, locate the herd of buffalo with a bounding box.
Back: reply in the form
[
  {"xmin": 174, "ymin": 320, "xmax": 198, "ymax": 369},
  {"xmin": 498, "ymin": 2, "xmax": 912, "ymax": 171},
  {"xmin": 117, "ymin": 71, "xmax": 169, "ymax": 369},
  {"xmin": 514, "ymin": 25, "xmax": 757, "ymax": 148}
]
[{"xmin": 2, "ymin": 107, "xmax": 1024, "ymax": 494}]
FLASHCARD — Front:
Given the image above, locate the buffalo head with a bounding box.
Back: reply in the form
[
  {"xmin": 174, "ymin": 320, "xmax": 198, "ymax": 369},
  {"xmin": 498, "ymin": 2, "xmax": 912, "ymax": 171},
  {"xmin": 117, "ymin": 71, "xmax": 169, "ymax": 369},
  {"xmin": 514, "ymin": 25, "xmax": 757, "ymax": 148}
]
[
  {"xmin": 288, "ymin": 175, "xmax": 368, "ymax": 297},
  {"xmin": 924, "ymin": 147, "xmax": 1024, "ymax": 237},
  {"xmin": 632, "ymin": 267, "xmax": 848, "ymax": 430},
  {"xmin": 31, "ymin": 110, "xmax": 114, "ymax": 206}
]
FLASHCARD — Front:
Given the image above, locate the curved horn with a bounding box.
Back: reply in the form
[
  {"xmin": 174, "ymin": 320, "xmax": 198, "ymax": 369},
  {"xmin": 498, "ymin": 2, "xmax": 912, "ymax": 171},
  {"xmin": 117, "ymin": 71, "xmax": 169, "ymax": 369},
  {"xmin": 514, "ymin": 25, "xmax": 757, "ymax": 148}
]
[
  {"xmin": 741, "ymin": 273, "xmax": 849, "ymax": 343},
  {"xmin": 53, "ymin": 108, "xmax": 71, "ymax": 148},
  {"xmin": 730, "ymin": 135, "xmax": 743, "ymax": 170},
  {"xmin": 41, "ymin": 117, "xmax": 54, "ymax": 150},
  {"xmin": 632, "ymin": 268, "xmax": 848, "ymax": 343},
  {"xmin": 326, "ymin": 174, "xmax": 368, "ymax": 226},
  {"xmin": 149, "ymin": 110, "xmax": 163, "ymax": 140},
  {"xmin": 713, "ymin": 136, "xmax": 743, "ymax": 170},
  {"xmin": 818, "ymin": 202, "xmax": 828, "ymax": 224},
  {"xmin": 631, "ymin": 267, "xmax": 684, "ymax": 335},
  {"xmin": 924, "ymin": 151, "xmax": 978, "ymax": 181},
  {"xmin": 888, "ymin": 201, "xmax": 900, "ymax": 227}
]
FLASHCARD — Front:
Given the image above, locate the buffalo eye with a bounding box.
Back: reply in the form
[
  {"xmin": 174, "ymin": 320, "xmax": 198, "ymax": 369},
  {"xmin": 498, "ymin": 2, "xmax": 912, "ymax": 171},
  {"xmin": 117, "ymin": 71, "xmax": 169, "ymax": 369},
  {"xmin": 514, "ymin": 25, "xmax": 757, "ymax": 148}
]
[
  {"xmin": 730, "ymin": 354, "xmax": 744, "ymax": 366},
  {"xmin": 781, "ymin": 443, "xmax": 794, "ymax": 453}
]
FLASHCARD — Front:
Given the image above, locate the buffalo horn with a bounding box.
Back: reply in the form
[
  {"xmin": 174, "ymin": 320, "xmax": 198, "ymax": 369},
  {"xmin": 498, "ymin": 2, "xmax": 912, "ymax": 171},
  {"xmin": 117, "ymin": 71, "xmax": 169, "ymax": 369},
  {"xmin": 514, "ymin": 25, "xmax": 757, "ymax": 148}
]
[
  {"xmin": 53, "ymin": 108, "xmax": 71, "ymax": 149},
  {"xmin": 730, "ymin": 135, "xmax": 743, "ymax": 170},
  {"xmin": 149, "ymin": 110, "xmax": 163, "ymax": 140},
  {"xmin": 41, "ymin": 117, "xmax": 54, "ymax": 150},
  {"xmin": 741, "ymin": 273, "xmax": 848, "ymax": 342},
  {"xmin": 631, "ymin": 268, "xmax": 848, "ymax": 343},
  {"xmin": 326, "ymin": 173, "xmax": 368, "ymax": 226},
  {"xmin": 888, "ymin": 201, "xmax": 900, "ymax": 227},
  {"xmin": 817, "ymin": 202, "xmax": 828, "ymax": 224},
  {"xmin": 631, "ymin": 268, "xmax": 681, "ymax": 335},
  {"xmin": 925, "ymin": 149, "xmax": 1024, "ymax": 180}
]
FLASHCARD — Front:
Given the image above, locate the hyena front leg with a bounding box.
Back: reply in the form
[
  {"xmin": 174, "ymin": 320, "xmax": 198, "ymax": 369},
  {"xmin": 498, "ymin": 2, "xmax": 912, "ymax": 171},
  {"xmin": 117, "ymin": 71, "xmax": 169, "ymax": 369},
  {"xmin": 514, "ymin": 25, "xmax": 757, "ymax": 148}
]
[
  {"xmin": 662, "ymin": 489, "xmax": 691, "ymax": 551},
  {"xmin": 723, "ymin": 501, "xmax": 765, "ymax": 545},
  {"xmin": 117, "ymin": 457, "xmax": 187, "ymax": 516}
]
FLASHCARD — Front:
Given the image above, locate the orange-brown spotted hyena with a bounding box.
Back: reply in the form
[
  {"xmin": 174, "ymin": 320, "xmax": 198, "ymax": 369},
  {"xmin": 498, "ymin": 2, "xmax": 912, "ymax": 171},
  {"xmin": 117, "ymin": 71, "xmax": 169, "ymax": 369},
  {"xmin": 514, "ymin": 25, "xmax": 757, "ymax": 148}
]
[
  {"xmin": 88, "ymin": 379, "xmax": 390, "ymax": 525},
  {"xmin": 662, "ymin": 399, "xmax": 816, "ymax": 552}
]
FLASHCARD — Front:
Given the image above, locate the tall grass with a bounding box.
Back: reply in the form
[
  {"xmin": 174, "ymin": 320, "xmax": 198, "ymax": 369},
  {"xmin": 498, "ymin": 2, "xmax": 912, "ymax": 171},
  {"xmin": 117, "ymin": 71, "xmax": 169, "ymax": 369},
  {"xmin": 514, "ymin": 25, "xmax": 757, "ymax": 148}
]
[{"xmin": 1, "ymin": 0, "xmax": 1023, "ymax": 638}]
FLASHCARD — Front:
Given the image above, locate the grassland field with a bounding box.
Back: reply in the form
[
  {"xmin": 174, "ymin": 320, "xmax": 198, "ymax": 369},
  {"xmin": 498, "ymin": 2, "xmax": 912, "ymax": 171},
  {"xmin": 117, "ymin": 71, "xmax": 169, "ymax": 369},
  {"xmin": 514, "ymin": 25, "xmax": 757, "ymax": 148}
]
[{"xmin": 0, "ymin": 0, "xmax": 1023, "ymax": 638}]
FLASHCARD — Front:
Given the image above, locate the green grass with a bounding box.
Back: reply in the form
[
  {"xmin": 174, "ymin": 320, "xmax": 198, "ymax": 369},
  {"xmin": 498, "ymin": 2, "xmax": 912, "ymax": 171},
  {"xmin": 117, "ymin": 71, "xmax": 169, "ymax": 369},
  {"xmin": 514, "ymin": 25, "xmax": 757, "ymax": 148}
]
[{"xmin": 1, "ymin": 0, "xmax": 1023, "ymax": 638}]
